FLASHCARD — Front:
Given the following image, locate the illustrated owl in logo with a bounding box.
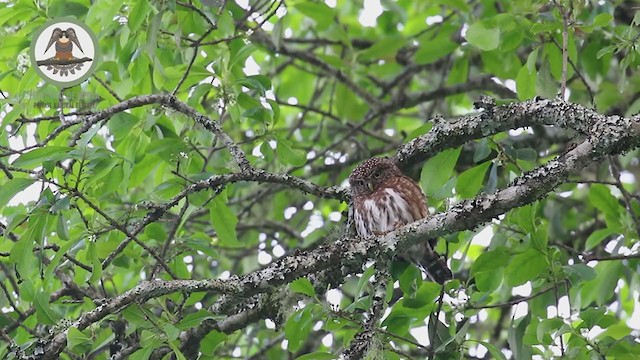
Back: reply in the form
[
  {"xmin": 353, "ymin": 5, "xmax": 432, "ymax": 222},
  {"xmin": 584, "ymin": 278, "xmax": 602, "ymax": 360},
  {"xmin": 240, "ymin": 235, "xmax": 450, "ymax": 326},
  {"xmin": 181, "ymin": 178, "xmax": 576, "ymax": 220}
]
[
  {"xmin": 45, "ymin": 28, "xmax": 84, "ymax": 60},
  {"xmin": 36, "ymin": 27, "xmax": 92, "ymax": 77},
  {"xmin": 31, "ymin": 20, "xmax": 98, "ymax": 85}
]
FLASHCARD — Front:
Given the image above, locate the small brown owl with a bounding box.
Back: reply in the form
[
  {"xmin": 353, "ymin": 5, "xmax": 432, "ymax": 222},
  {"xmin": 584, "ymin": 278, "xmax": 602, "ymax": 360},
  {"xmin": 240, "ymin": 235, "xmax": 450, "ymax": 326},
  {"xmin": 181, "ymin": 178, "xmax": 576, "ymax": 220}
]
[
  {"xmin": 44, "ymin": 28, "xmax": 84, "ymax": 61},
  {"xmin": 349, "ymin": 157, "xmax": 452, "ymax": 284}
]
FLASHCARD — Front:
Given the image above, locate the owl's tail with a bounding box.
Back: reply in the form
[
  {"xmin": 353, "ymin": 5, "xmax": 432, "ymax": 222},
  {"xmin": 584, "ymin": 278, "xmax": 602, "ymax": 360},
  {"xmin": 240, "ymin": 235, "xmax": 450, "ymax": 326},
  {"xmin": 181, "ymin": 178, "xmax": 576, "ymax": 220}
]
[{"xmin": 404, "ymin": 241, "xmax": 452, "ymax": 285}]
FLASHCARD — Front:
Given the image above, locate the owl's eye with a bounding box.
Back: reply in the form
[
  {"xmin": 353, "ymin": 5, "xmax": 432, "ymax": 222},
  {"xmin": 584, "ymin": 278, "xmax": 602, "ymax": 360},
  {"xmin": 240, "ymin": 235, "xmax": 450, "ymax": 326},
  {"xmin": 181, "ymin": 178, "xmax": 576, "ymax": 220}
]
[
  {"xmin": 373, "ymin": 171, "xmax": 381, "ymax": 179},
  {"xmin": 357, "ymin": 180, "xmax": 366, "ymax": 187}
]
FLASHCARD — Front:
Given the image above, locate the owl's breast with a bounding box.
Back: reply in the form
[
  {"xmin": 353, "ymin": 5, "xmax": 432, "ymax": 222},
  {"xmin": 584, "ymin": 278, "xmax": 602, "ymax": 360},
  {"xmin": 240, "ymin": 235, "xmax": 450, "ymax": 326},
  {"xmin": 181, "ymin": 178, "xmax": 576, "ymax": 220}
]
[{"xmin": 353, "ymin": 187, "xmax": 421, "ymax": 238}]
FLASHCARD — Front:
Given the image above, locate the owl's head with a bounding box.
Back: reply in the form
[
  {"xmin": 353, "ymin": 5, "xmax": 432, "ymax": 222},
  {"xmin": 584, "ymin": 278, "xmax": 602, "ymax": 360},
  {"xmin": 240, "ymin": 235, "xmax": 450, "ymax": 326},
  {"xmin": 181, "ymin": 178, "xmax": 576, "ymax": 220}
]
[{"xmin": 349, "ymin": 157, "xmax": 402, "ymax": 196}]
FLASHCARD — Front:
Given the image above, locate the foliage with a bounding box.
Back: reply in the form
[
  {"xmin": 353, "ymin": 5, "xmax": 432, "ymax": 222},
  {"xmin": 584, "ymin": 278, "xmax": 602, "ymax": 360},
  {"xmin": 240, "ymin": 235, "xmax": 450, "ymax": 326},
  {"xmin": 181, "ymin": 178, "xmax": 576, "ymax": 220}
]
[{"xmin": 1, "ymin": 0, "xmax": 640, "ymax": 359}]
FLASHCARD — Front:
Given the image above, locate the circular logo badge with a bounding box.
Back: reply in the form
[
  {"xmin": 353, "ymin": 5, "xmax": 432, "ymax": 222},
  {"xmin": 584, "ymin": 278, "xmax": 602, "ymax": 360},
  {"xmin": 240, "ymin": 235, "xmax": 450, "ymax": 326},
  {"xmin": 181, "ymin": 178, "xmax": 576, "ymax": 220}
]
[{"xmin": 30, "ymin": 17, "xmax": 100, "ymax": 88}]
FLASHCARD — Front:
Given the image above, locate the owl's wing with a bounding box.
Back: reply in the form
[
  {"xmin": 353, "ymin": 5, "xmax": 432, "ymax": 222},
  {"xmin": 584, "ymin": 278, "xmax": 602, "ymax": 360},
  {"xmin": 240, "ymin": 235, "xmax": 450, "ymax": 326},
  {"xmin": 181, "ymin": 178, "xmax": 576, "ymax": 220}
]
[
  {"xmin": 393, "ymin": 175, "xmax": 429, "ymax": 221},
  {"xmin": 394, "ymin": 176, "xmax": 450, "ymax": 283},
  {"xmin": 44, "ymin": 28, "xmax": 62, "ymax": 53},
  {"xmin": 66, "ymin": 28, "xmax": 84, "ymax": 54}
]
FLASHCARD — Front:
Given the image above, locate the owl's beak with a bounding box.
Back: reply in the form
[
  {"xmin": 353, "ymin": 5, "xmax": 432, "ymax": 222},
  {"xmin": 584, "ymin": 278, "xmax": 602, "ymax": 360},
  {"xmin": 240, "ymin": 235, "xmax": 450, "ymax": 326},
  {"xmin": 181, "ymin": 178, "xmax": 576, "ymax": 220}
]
[{"xmin": 367, "ymin": 182, "xmax": 374, "ymax": 192}]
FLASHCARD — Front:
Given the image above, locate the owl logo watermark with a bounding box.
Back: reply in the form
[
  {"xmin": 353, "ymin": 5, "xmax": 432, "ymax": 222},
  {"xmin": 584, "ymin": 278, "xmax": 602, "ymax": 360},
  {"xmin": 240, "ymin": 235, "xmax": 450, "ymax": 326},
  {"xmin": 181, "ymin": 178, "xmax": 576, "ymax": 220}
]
[{"xmin": 30, "ymin": 18, "xmax": 100, "ymax": 87}]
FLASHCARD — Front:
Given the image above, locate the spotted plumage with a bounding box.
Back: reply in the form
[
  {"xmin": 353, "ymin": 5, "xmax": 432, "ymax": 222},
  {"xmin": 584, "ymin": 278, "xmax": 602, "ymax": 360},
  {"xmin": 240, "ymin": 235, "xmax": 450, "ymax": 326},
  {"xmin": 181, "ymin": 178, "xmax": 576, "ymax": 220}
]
[{"xmin": 349, "ymin": 157, "xmax": 452, "ymax": 284}]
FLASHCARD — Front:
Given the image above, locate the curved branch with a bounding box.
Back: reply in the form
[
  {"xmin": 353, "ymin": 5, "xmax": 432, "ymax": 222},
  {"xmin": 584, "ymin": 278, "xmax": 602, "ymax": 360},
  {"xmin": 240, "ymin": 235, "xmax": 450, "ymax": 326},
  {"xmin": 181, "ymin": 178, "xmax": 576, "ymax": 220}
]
[{"xmin": 395, "ymin": 97, "xmax": 638, "ymax": 168}]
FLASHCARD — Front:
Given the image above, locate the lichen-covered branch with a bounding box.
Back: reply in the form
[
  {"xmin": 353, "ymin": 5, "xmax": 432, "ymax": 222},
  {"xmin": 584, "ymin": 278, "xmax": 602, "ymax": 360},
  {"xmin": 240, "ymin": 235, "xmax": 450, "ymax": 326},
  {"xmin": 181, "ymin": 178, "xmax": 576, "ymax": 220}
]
[
  {"xmin": 341, "ymin": 269, "xmax": 389, "ymax": 359},
  {"xmin": 395, "ymin": 97, "xmax": 640, "ymax": 168}
]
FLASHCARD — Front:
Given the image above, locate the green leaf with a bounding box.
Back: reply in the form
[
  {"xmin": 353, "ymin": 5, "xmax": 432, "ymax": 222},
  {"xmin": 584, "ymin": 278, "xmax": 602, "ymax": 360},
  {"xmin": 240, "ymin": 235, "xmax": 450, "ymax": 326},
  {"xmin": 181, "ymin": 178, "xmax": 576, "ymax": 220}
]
[
  {"xmin": 359, "ymin": 36, "xmax": 407, "ymax": 61},
  {"xmin": 130, "ymin": 332, "xmax": 161, "ymax": 360},
  {"xmin": 589, "ymin": 184, "xmax": 620, "ymax": 218},
  {"xmin": 294, "ymin": 2, "xmax": 334, "ymax": 30},
  {"xmin": 0, "ymin": 178, "xmax": 35, "ymax": 207},
  {"xmin": 177, "ymin": 310, "xmax": 217, "ymax": 330},
  {"xmin": 56, "ymin": 215, "xmax": 69, "ymax": 241},
  {"xmin": 209, "ymin": 191, "xmax": 241, "ymax": 247},
  {"xmin": 580, "ymin": 261, "xmax": 622, "ymax": 306},
  {"xmin": 35, "ymin": 291, "xmax": 59, "ymax": 325},
  {"xmin": 415, "ymin": 37, "xmax": 458, "ymax": 65},
  {"xmin": 516, "ymin": 64, "xmax": 536, "ymax": 100},
  {"xmin": 10, "ymin": 233, "xmax": 36, "ymax": 279},
  {"xmin": 276, "ymin": 135, "xmax": 306, "ymax": 166},
  {"xmin": 403, "ymin": 282, "xmax": 440, "ymax": 309},
  {"xmin": 597, "ymin": 45, "xmax": 616, "ymax": 59},
  {"xmin": 109, "ymin": 113, "xmax": 139, "ymax": 139},
  {"xmin": 67, "ymin": 327, "xmax": 92, "ymax": 350},
  {"xmin": 12, "ymin": 146, "xmax": 72, "ymax": 169},
  {"xmin": 593, "ymin": 13, "xmax": 613, "ymax": 27},
  {"xmin": 267, "ymin": 99, "xmax": 280, "ymax": 125},
  {"xmin": 183, "ymin": 236, "xmax": 219, "ymax": 259},
  {"xmin": 397, "ymin": 263, "xmax": 422, "ymax": 296},
  {"xmin": 563, "ymin": 263, "xmax": 596, "ymax": 283},
  {"xmin": 536, "ymin": 318, "xmax": 563, "ymax": 344},
  {"xmin": 466, "ymin": 22, "xmax": 500, "ymax": 51},
  {"xmin": 44, "ymin": 239, "xmax": 77, "ymax": 286},
  {"xmin": 473, "ymin": 138, "xmax": 492, "ymax": 162},
  {"xmin": 242, "ymin": 106, "xmax": 272, "ymax": 123},
  {"xmin": 236, "ymin": 75, "xmax": 272, "ymax": 96},
  {"xmin": 508, "ymin": 314, "xmax": 532, "ymax": 360},
  {"xmin": 128, "ymin": 0, "xmax": 150, "ymax": 32},
  {"xmin": 200, "ymin": 330, "xmax": 228, "ymax": 355},
  {"xmin": 217, "ymin": 10, "xmax": 235, "ymax": 37},
  {"xmin": 123, "ymin": 306, "xmax": 148, "ymax": 328},
  {"xmin": 355, "ymin": 265, "xmax": 376, "ymax": 298},
  {"xmin": 405, "ymin": 123, "xmax": 433, "ymax": 142},
  {"xmin": 530, "ymin": 223, "xmax": 548, "ymax": 254},
  {"xmin": 580, "ymin": 308, "xmax": 617, "ymax": 329},
  {"xmin": 284, "ymin": 307, "xmax": 314, "ymax": 353},
  {"xmin": 87, "ymin": 240, "xmax": 102, "ymax": 284},
  {"xmin": 162, "ymin": 323, "xmax": 182, "ymax": 341},
  {"xmin": 516, "ymin": 148, "xmax": 537, "ymax": 161},
  {"xmin": 504, "ymin": 250, "xmax": 547, "ymax": 286},
  {"xmin": 484, "ymin": 162, "xmax": 498, "ymax": 193},
  {"xmin": 471, "ymin": 247, "xmax": 510, "ymax": 273},
  {"xmin": 382, "ymin": 299, "xmax": 433, "ymax": 336},
  {"xmin": 516, "ymin": 203, "xmax": 537, "ymax": 234},
  {"xmin": 2, "ymin": 103, "xmax": 23, "ymax": 125},
  {"xmin": 19, "ymin": 279, "xmax": 35, "ymax": 302},
  {"xmin": 146, "ymin": 138, "xmax": 188, "ymax": 160},
  {"xmin": 0, "ymin": 7, "xmax": 34, "ymax": 27},
  {"xmin": 500, "ymin": 28, "xmax": 524, "ymax": 52},
  {"xmin": 471, "ymin": 247, "xmax": 509, "ymax": 292},
  {"xmin": 229, "ymin": 44, "xmax": 257, "ymax": 70},
  {"xmin": 421, "ymin": 147, "xmax": 462, "ymax": 198},
  {"xmin": 290, "ymin": 278, "xmax": 316, "ymax": 297},
  {"xmin": 526, "ymin": 48, "xmax": 539, "ymax": 73},
  {"xmin": 456, "ymin": 161, "xmax": 491, "ymax": 198},
  {"xmin": 169, "ymin": 342, "xmax": 187, "ymax": 360},
  {"xmin": 50, "ymin": 196, "xmax": 70, "ymax": 213},
  {"xmin": 466, "ymin": 340, "xmax": 507, "ymax": 360},
  {"xmin": 585, "ymin": 228, "xmax": 615, "ymax": 251}
]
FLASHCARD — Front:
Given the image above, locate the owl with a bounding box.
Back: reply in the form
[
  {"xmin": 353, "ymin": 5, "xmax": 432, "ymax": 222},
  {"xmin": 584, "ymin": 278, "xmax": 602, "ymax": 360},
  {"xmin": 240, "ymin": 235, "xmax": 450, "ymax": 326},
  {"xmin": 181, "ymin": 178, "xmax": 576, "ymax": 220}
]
[
  {"xmin": 349, "ymin": 157, "xmax": 452, "ymax": 284},
  {"xmin": 44, "ymin": 28, "xmax": 84, "ymax": 61}
]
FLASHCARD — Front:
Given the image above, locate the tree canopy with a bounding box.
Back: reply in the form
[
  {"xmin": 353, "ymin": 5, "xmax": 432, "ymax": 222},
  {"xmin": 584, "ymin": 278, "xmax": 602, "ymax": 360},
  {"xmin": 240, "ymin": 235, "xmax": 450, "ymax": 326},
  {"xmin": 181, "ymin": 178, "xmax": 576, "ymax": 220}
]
[{"xmin": 1, "ymin": 0, "xmax": 640, "ymax": 359}]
